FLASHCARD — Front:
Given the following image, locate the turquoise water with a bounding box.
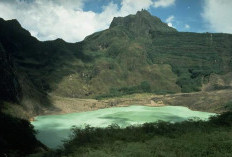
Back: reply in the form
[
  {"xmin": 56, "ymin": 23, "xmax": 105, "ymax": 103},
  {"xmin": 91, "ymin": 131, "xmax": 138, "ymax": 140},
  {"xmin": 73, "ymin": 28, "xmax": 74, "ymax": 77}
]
[{"xmin": 32, "ymin": 105, "xmax": 216, "ymax": 148}]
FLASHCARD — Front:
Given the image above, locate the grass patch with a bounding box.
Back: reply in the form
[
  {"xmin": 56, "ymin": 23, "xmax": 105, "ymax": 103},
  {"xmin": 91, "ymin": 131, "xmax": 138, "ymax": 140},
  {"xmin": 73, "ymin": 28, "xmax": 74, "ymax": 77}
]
[{"xmin": 37, "ymin": 112, "xmax": 232, "ymax": 157}]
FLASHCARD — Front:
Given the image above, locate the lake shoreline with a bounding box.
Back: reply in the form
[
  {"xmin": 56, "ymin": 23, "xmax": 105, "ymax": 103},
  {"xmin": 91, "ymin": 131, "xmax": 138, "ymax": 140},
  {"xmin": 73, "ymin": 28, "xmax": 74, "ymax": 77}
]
[
  {"xmin": 32, "ymin": 105, "xmax": 216, "ymax": 148},
  {"xmin": 30, "ymin": 89, "xmax": 232, "ymax": 120},
  {"xmin": 31, "ymin": 100, "xmax": 165, "ymax": 121}
]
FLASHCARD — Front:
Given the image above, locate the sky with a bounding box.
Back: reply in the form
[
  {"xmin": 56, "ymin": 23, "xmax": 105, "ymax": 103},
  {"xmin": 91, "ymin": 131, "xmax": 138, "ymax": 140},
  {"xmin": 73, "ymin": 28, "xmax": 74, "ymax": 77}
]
[{"xmin": 0, "ymin": 0, "xmax": 231, "ymax": 43}]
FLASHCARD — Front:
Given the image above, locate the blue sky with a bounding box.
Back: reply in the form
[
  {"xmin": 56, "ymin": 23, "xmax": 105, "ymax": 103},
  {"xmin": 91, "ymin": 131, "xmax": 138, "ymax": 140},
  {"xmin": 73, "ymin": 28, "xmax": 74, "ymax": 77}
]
[
  {"xmin": 82, "ymin": 0, "xmax": 205, "ymax": 32},
  {"xmin": 149, "ymin": 0, "xmax": 205, "ymax": 32},
  {"xmin": 0, "ymin": 0, "xmax": 231, "ymax": 42}
]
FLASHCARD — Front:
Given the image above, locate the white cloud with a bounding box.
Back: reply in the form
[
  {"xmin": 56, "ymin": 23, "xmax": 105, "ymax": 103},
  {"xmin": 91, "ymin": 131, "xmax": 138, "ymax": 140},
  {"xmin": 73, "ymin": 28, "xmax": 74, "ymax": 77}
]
[
  {"xmin": 0, "ymin": 0, "xmax": 94, "ymax": 42},
  {"xmin": 166, "ymin": 15, "xmax": 174, "ymax": 23},
  {"xmin": 185, "ymin": 24, "xmax": 190, "ymax": 29},
  {"xmin": 165, "ymin": 15, "xmax": 175, "ymax": 28},
  {"xmin": 0, "ymin": 0, "xmax": 157, "ymax": 42},
  {"xmin": 202, "ymin": 0, "xmax": 232, "ymax": 33},
  {"xmin": 153, "ymin": 0, "xmax": 175, "ymax": 8},
  {"xmin": 120, "ymin": 0, "xmax": 153, "ymax": 15},
  {"xmin": 167, "ymin": 23, "xmax": 173, "ymax": 27}
]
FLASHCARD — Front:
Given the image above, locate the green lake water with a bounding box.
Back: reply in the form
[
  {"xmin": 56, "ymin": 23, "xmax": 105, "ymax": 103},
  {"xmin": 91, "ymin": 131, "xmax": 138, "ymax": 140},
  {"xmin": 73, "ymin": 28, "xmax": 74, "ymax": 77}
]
[{"xmin": 31, "ymin": 105, "xmax": 216, "ymax": 148}]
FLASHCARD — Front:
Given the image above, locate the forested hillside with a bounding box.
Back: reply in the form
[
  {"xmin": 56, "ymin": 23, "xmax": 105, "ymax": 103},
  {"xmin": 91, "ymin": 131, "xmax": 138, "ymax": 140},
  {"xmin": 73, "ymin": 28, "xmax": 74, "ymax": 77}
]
[{"xmin": 0, "ymin": 10, "xmax": 232, "ymax": 115}]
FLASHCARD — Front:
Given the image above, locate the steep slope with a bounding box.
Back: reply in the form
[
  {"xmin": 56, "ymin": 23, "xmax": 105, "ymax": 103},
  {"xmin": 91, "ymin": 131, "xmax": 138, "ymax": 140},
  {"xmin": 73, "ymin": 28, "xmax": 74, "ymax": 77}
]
[
  {"xmin": 110, "ymin": 10, "xmax": 177, "ymax": 35},
  {"xmin": 0, "ymin": 18, "xmax": 84, "ymax": 116},
  {"xmin": 54, "ymin": 10, "xmax": 232, "ymax": 98},
  {"xmin": 0, "ymin": 10, "xmax": 232, "ymax": 114},
  {"xmin": 1, "ymin": 9, "xmax": 232, "ymax": 157},
  {"xmin": 0, "ymin": 42, "xmax": 21, "ymax": 103}
]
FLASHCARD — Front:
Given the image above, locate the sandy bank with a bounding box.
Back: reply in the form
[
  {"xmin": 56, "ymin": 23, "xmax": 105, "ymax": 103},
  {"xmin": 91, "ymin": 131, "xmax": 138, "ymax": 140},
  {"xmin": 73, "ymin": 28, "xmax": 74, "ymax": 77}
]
[
  {"xmin": 40, "ymin": 94, "xmax": 165, "ymax": 116},
  {"xmin": 34, "ymin": 89, "xmax": 232, "ymax": 118}
]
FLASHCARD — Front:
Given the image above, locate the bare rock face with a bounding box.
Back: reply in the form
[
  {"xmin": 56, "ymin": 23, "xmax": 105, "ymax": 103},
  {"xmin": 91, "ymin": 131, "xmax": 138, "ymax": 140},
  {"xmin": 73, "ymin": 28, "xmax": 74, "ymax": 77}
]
[{"xmin": 110, "ymin": 10, "xmax": 177, "ymax": 36}]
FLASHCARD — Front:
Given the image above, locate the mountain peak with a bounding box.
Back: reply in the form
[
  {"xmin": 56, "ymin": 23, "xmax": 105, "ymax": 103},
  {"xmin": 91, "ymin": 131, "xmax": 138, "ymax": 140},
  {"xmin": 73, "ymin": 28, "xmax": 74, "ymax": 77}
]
[
  {"xmin": 109, "ymin": 10, "xmax": 177, "ymax": 35},
  {"xmin": 0, "ymin": 18, "xmax": 32, "ymax": 38},
  {"xmin": 135, "ymin": 9, "xmax": 151, "ymax": 16}
]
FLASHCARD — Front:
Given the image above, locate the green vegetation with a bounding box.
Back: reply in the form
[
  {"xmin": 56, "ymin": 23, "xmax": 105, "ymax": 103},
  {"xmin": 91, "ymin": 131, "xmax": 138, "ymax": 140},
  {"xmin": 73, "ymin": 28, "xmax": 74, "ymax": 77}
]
[
  {"xmin": 1, "ymin": 10, "xmax": 232, "ymax": 108},
  {"xmin": 96, "ymin": 81, "xmax": 175, "ymax": 99},
  {"xmin": 96, "ymin": 81, "xmax": 151, "ymax": 99},
  {"xmin": 225, "ymin": 100, "xmax": 232, "ymax": 111},
  {"xmin": 1, "ymin": 9, "xmax": 232, "ymax": 157},
  {"xmin": 53, "ymin": 14, "xmax": 232, "ymax": 97},
  {"xmin": 0, "ymin": 111, "xmax": 46, "ymax": 157},
  {"xmin": 35, "ymin": 111, "xmax": 232, "ymax": 157}
]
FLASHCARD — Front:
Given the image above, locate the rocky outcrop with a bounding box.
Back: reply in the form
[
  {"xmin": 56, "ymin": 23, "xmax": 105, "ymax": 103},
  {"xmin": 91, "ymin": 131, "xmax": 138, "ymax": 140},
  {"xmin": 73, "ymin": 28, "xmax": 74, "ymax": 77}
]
[{"xmin": 110, "ymin": 10, "xmax": 177, "ymax": 36}]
